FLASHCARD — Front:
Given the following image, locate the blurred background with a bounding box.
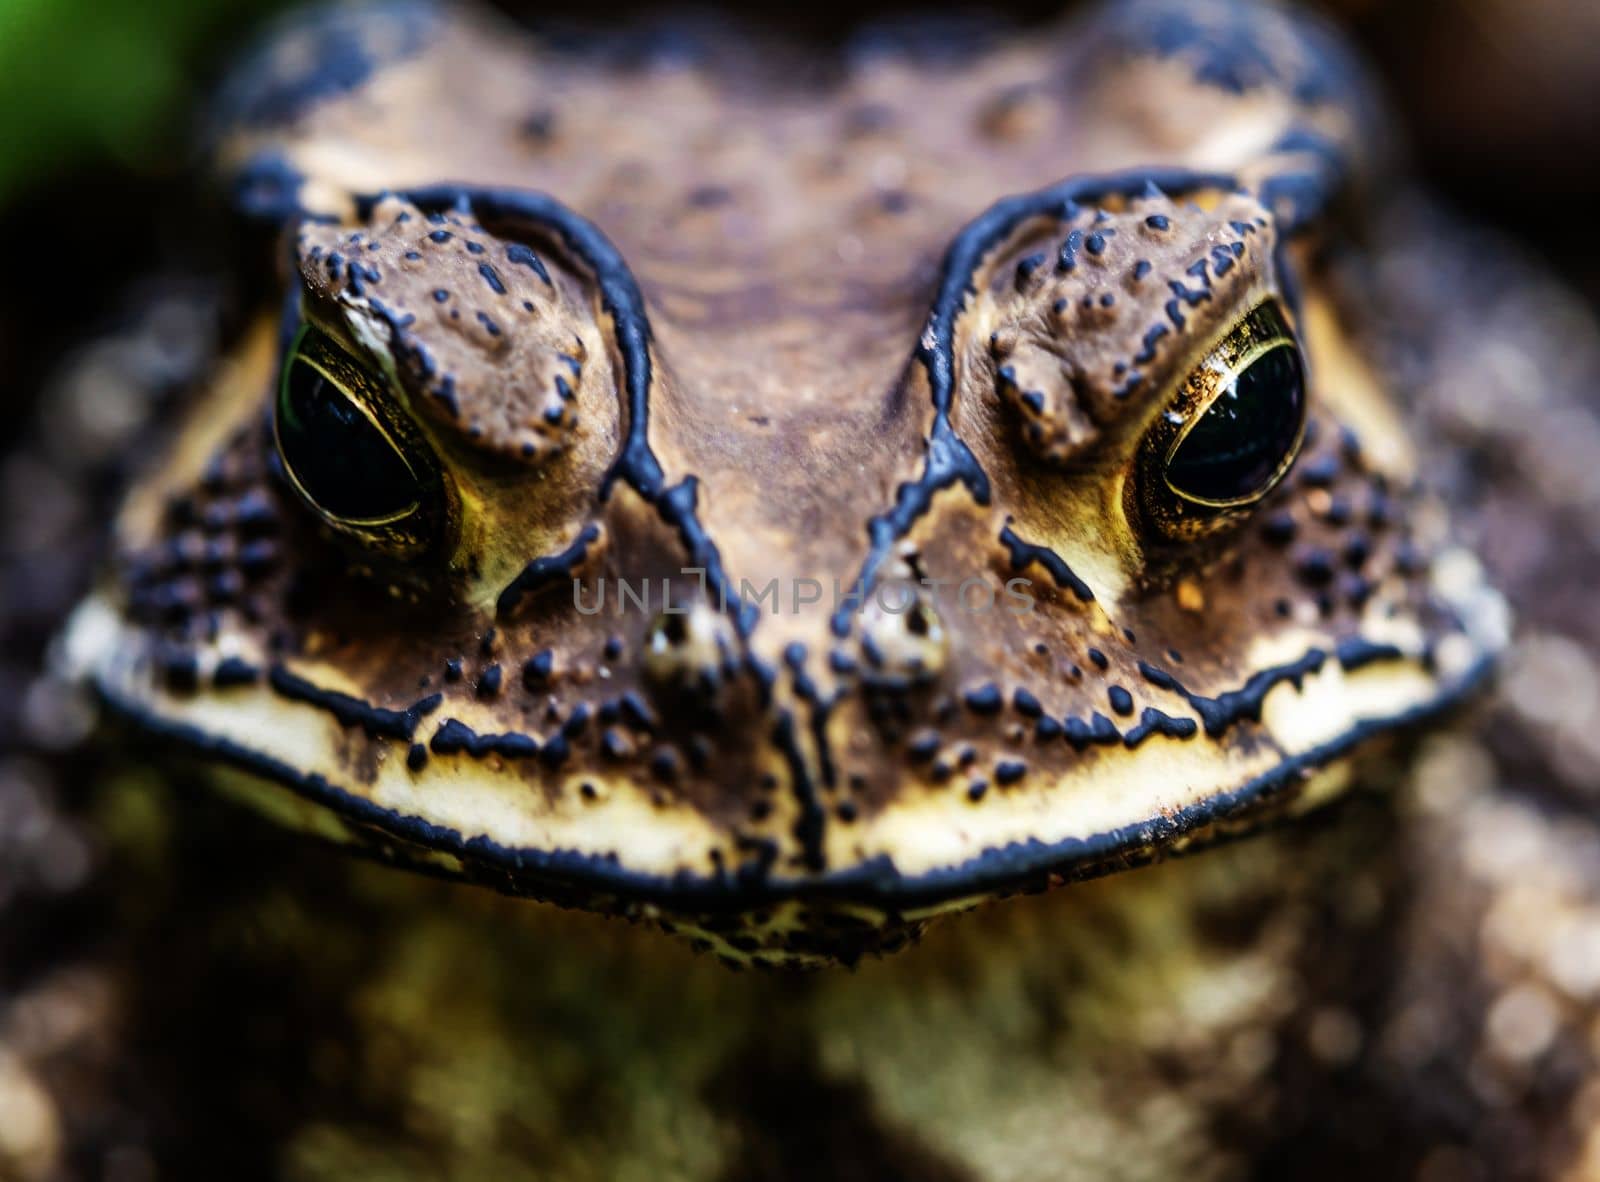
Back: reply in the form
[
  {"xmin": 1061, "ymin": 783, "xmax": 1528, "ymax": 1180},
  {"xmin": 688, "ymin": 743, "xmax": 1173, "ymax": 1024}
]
[
  {"xmin": 1, "ymin": 0, "xmax": 1598, "ymax": 403},
  {"xmin": 0, "ymin": 0, "xmax": 1597, "ymax": 396},
  {"xmin": 1, "ymin": 1, "xmax": 1598, "ymax": 1179}
]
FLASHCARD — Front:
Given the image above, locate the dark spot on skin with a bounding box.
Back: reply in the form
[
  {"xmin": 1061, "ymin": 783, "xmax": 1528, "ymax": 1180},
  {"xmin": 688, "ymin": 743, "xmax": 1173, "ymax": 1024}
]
[
  {"xmin": 476, "ymin": 664, "xmax": 502, "ymax": 698},
  {"xmin": 1108, "ymin": 686, "xmax": 1134, "ymax": 716},
  {"xmin": 1299, "ymin": 454, "xmax": 1339, "ymax": 487},
  {"xmin": 1012, "ymin": 688, "xmax": 1042, "ymax": 718},
  {"xmin": 1262, "ymin": 511, "xmax": 1297, "ymax": 546},
  {"xmin": 520, "ymin": 108, "xmax": 556, "ymax": 141},
  {"xmin": 477, "ymin": 262, "xmax": 507, "ymax": 294},
  {"xmin": 1145, "ymin": 214, "xmax": 1171, "ymax": 230},
  {"xmin": 1294, "ymin": 546, "xmax": 1337, "ymax": 586},
  {"xmin": 504, "ymin": 243, "xmax": 552, "ymax": 284},
  {"xmin": 522, "ymin": 649, "xmax": 554, "ymax": 688},
  {"xmin": 212, "ymin": 656, "xmax": 259, "ymax": 688},
  {"xmin": 995, "ymin": 760, "xmax": 1027, "ymax": 786},
  {"xmin": 651, "ymin": 749, "xmax": 680, "ymax": 783},
  {"xmin": 967, "ymin": 780, "xmax": 989, "ymax": 802},
  {"xmin": 1087, "ymin": 648, "xmax": 1108, "ymax": 670},
  {"xmin": 1014, "ymin": 251, "xmax": 1046, "ymax": 290},
  {"xmin": 159, "ymin": 648, "xmax": 200, "ymax": 693},
  {"xmin": 540, "ymin": 735, "xmax": 571, "ymax": 768},
  {"xmin": 962, "ymin": 683, "xmax": 1004, "ymax": 714}
]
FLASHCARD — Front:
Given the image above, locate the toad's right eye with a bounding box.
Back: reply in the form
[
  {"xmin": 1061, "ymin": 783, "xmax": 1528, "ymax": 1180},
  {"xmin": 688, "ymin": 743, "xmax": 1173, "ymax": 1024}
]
[{"xmin": 274, "ymin": 322, "xmax": 444, "ymax": 556}]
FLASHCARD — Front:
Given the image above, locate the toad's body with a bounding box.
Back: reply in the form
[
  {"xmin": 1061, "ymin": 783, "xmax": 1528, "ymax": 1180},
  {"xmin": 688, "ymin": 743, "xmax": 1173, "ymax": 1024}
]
[
  {"xmin": 65, "ymin": 0, "xmax": 1506, "ymax": 967},
  {"xmin": 33, "ymin": 1, "xmax": 1600, "ymax": 1178}
]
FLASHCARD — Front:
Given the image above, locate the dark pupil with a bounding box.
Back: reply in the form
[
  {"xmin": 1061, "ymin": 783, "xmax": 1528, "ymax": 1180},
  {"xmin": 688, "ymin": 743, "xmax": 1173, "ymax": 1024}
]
[
  {"xmin": 1166, "ymin": 344, "xmax": 1305, "ymax": 504},
  {"xmin": 277, "ymin": 348, "xmax": 420, "ymax": 523}
]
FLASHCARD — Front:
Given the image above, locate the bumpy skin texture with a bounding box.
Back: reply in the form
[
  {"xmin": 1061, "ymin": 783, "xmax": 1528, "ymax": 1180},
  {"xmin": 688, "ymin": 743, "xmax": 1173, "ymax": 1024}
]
[
  {"xmin": 66, "ymin": 0, "xmax": 1506, "ymax": 966},
  {"xmin": 11, "ymin": 1, "xmax": 1600, "ymax": 1179}
]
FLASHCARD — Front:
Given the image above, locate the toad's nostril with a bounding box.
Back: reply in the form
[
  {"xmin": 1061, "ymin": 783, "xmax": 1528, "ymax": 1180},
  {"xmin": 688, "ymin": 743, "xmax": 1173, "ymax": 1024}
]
[
  {"xmin": 643, "ymin": 601, "xmax": 739, "ymax": 698},
  {"xmin": 859, "ymin": 585, "xmax": 948, "ymax": 687}
]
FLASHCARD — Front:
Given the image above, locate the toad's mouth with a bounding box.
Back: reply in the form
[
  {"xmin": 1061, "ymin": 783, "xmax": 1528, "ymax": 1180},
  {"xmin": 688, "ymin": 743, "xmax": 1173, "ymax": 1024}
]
[{"xmin": 68, "ymin": 581, "xmax": 1498, "ymax": 921}]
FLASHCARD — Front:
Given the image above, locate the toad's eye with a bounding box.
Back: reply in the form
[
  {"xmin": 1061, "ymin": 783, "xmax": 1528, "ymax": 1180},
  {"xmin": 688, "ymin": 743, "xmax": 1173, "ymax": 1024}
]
[
  {"xmin": 274, "ymin": 323, "xmax": 444, "ymax": 554},
  {"xmin": 1135, "ymin": 301, "xmax": 1307, "ymax": 541},
  {"xmin": 1165, "ymin": 342, "xmax": 1304, "ymax": 505}
]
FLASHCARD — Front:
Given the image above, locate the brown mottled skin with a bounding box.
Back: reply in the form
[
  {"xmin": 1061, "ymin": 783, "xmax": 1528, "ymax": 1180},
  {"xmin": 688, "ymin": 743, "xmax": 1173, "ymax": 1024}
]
[
  {"xmin": 14, "ymin": 0, "xmax": 1600, "ymax": 1176},
  {"xmin": 65, "ymin": 0, "xmax": 1502, "ymax": 967}
]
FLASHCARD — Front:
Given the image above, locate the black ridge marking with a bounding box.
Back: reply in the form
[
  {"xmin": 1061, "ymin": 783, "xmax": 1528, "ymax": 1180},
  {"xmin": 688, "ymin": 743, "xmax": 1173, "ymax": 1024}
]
[
  {"xmin": 230, "ymin": 151, "xmax": 307, "ymax": 221},
  {"xmin": 430, "ymin": 718, "xmax": 540, "ymax": 760},
  {"xmin": 1123, "ymin": 707, "xmax": 1198, "ymax": 748},
  {"xmin": 477, "ymin": 262, "xmax": 507, "ymax": 294},
  {"xmin": 773, "ymin": 712, "xmax": 826, "ymax": 872},
  {"xmin": 1136, "ymin": 650, "xmax": 1328, "ymax": 738},
  {"xmin": 785, "ymin": 643, "xmax": 837, "ymax": 791},
  {"xmin": 1336, "ymin": 636, "xmax": 1406, "ymax": 672},
  {"xmin": 505, "ymin": 243, "xmax": 552, "ymax": 284},
  {"xmin": 268, "ymin": 664, "xmax": 442, "ymax": 741},
  {"xmin": 1064, "ymin": 712, "xmax": 1122, "ymax": 750},
  {"xmin": 370, "ymin": 186, "xmax": 758, "ymax": 640},
  {"xmin": 831, "ymin": 166, "xmax": 1234, "ymax": 639},
  {"xmin": 212, "ymin": 656, "xmax": 261, "ymax": 688},
  {"xmin": 998, "ymin": 524, "xmax": 1094, "ymax": 603},
  {"xmin": 496, "ymin": 524, "xmax": 600, "ymax": 616}
]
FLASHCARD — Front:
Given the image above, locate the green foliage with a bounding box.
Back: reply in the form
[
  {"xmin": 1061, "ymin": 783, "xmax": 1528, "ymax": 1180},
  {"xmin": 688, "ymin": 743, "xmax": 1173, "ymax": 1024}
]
[{"xmin": 0, "ymin": 0, "xmax": 282, "ymax": 204}]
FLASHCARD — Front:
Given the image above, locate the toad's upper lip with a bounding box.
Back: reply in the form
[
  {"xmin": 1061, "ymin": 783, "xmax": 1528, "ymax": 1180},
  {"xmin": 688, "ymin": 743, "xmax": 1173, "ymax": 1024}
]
[{"xmin": 87, "ymin": 635, "xmax": 1494, "ymax": 916}]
